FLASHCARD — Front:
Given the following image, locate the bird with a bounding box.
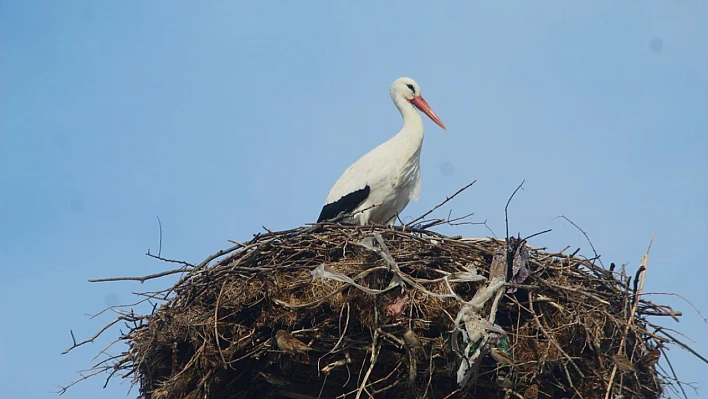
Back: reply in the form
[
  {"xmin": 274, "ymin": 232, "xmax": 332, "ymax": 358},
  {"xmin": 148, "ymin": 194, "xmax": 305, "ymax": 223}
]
[
  {"xmin": 640, "ymin": 345, "xmax": 662, "ymax": 368},
  {"xmin": 523, "ymin": 383, "xmax": 539, "ymax": 399},
  {"xmin": 403, "ymin": 328, "xmax": 428, "ymax": 360},
  {"xmin": 316, "ymin": 77, "xmax": 447, "ymax": 225},
  {"xmin": 613, "ymin": 354, "xmax": 637, "ymax": 373},
  {"xmin": 274, "ymin": 329, "xmax": 313, "ymax": 356}
]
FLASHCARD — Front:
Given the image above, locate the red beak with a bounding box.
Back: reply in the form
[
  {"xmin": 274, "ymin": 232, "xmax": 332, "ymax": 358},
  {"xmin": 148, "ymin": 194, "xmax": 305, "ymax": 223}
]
[{"xmin": 409, "ymin": 96, "xmax": 447, "ymax": 130}]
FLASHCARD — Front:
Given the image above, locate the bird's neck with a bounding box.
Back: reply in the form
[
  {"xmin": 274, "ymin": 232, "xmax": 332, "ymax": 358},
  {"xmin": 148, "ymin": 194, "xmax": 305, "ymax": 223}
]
[{"xmin": 394, "ymin": 96, "xmax": 424, "ymax": 148}]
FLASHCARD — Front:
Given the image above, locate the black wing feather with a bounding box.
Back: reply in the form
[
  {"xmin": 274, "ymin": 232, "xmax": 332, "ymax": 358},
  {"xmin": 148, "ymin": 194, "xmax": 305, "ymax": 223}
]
[{"xmin": 317, "ymin": 186, "xmax": 371, "ymax": 222}]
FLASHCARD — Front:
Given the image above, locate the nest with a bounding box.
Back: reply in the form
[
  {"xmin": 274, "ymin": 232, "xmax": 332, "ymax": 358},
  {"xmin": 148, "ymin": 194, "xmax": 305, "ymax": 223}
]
[{"xmin": 65, "ymin": 223, "xmax": 695, "ymax": 399}]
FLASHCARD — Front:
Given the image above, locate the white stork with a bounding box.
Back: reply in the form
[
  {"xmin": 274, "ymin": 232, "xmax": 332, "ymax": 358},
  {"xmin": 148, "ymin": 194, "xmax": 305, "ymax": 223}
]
[{"xmin": 317, "ymin": 77, "xmax": 447, "ymax": 225}]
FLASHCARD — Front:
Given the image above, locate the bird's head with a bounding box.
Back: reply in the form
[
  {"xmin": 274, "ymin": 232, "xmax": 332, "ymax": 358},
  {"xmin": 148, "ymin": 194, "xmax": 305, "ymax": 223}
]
[{"xmin": 390, "ymin": 77, "xmax": 446, "ymax": 130}]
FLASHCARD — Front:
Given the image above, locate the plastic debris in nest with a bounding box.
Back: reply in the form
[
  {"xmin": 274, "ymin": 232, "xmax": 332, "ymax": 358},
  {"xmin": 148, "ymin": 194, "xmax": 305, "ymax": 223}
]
[
  {"xmin": 312, "ymin": 233, "xmax": 487, "ymax": 301},
  {"xmin": 489, "ymin": 235, "xmax": 530, "ymax": 293},
  {"xmin": 450, "ymin": 235, "xmax": 532, "ymax": 387},
  {"xmin": 314, "ymin": 233, "xmax": 509, "ymax": 389},
  {"xmin": 452, "ymin": 277, "xmax": 508, "ymax": 387}
]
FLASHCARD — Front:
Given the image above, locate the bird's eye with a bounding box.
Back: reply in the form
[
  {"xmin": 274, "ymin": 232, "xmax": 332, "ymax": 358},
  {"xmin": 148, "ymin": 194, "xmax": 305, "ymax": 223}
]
[{"xmin": 406, "ymin": 84, "xmax": 416, "ymax": 94}]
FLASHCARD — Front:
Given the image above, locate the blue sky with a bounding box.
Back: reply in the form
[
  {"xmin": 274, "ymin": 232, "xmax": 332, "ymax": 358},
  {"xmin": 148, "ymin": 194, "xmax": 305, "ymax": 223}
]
[{"xmin": 1, "ymin": 1, "xmax": 707, "ymax": 398}]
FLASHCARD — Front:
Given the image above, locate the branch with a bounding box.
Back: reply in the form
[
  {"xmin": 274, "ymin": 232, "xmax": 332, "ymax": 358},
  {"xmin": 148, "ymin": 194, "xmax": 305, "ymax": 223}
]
[
  {"xmin": 523, "ymin": 228, "xmax": 552, "ymax": 242},
  {"xmin": 145, "ymin": 253, "xmax": 195, "ymax": 268},
  {"xmin": 56, "ymin": 367, "xmax": 108, "ymax": 395},
  {"xmin": 408, "ymin": 181, "xmax": 476, "ymax": 226},
  {"xmin": 551, "ymin": 215, "xmax": 603, "ymax": 267},
  {"xmin": 196, "ymin": 243, "xmax": 243, "ymax": 269},
  {"xmin": 657, "ymin": 330, "xmax": 708, "ymax": 365},
  {"xmin": 641, "ymin": 292, "xmax": 708, "ymax": 324},
  {"xmin": 62, "ymin": 316, "xmax": 134, "ymax": 355},
  {"xmin": 155, "ymin": 215, "xmax": 163, "ymax": 257},
  {"xmin": 505, "ymin": 180, "xmax": 525, "ymax": 241},
  {"xmin": 603, "ymin": 235, "xmax": 654, "ymax": 399},
  {"xmin": 659, "ymin": 345, "xmax": 690, "ymax": 399},
  {"xmin": 89, "ymin": 268, "xmax": 191, "ymax": 283}
]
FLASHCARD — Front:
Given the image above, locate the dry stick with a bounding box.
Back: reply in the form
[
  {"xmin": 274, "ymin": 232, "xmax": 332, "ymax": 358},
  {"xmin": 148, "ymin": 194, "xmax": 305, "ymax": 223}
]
[
  {"xmin": 659, "ymin": 345, "xmax": 690, "ymax": 399},
  {"xmin": 527, "ymin": 292, "xmax": 585, "ymax": 385},
  {"xmin": 551, "ymin": 215, "xmax": 603, "ymax": 267},
  {"xmin": 62, "ymin": 316, "xmax": 130, "ymax": 354},
  {"xmin": 214, "ymin": 280, "xmax": 228, "ymax": 368},
  {"xmin": 196, "ymin": 243, "xmax": 244, "ymax": 269},
  {"xmin": 656, "ymin": 330, "xmax": 708, "ymax": 365},
  {"xmin": 332, "ymin": 303, "xmax": 351, "ymax": 354},
  {"xmin": 318, "ymin": 303, "xmax": 351, "ymax": 377},
  {"xmin": 57, "ymin": 367, "xmax": 108, "ymax": 395},
  {"xmin": 89, "ymin": 268, "xmax": 191, "ymax": 283},
  {"xmin": 603, "ymin": 235, "xmax": 654, "ymax": 399},
  {"xmin": 423, "ymin": 344, "xmax": 435, "ymax": 398},
  {"xmin": 643, "ymin": 292, "xmax": 708, "ymax": 323},
  {"xmin": 638, "ymin": 302, "xmax": 681, "ymax": 321},
  {"xmin": 505, "ymin": 180, "xmax": 525, "ymax": 241},
  {"xmin": 418, "ymin": 213, "xmax": 483, "ymax": 230},
  {"xmin": 540, "ymin": 281, "xmax": 611, "ymax": 306},
  {"xmin": 91, "ymin": 336, "xmax": 124, "ymax": 362},
  {"xmin": 153, "ymin": 240, "xmax": 258, "ymax": 300},
  {"xmin": 355, "ymin": 331, "xmax": 381, "ymax": 399},
  {"xmin": 407, "ymin": 180, "xmax": 476, "ymax": 226},
  {"xmin": 156, "ymin": 215, "xmax": 163, "ymax": 257},
  {"xmin": 145, "ymin": 253, "xmax": 195, "ymax": 268},
  {"xmin": 274, "ymin": 267, "xmax": 389, "ymax": 309},
  {"xmin": 503, "ymin": 181, "xmax": 527, "ymax": 284},
  {"xmin": 368, "ymin": 362, "xmax": 404, "ymax": 395},
  {"xmin": 440, "ymin": 389, "xmax": 462, "ymax": 399},
  {"xmin": 649, "ymin": 324, "xmax": 697, "ymax": 345},
  {"xmin": 503, "ymin": 388, "xmax": 526, "ymax": 399},
  {"xmin": 340, "ymin": 360, "xmax": 403, "ymax": 398},
  {"xmin": 86, "ymin": 298, "xmax": 153, "ymax": 319},
  {"xmin": 523, "ymin": 228, "xmax": 552, "ymax": 242},
  {"xmin": 640, "ymin": 310, "xmax": 683, "ymax": 318}
]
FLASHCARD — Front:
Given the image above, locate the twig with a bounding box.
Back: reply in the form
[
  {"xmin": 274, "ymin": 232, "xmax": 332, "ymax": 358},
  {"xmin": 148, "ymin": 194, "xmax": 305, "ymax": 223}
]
[
  {"xmin": 196, "ymin": 243, "xmax": 243, "ymax": 269},
  {"xmin": 418, "ymin": 214, "xmax": 486, "ymax": 230},
  {"xmin": 318, "ymin": 303, "xmax": 351, "ymax": 377},
  {"xmin": 355, "ymin": 331, "xmax": 381, "ymax": 399},
  {"xmin": 145, "ymin": 253, "xmax": 195, "ymax": 268},
  {"xmin": 523, "ymin": 229, "xmax": 552, "ymax": 242},
  {"xmin": 527, "ymin": 292, "xmax": 584, "ymax": 381},
  {"xmin": 537, "ymin": 281, "xmax": 611, "ymax": 306},
  {"xmin": 89, "ymin": 268, "xmax": 191, "ymax": 283},
  {"xmin": 214, "ymin": 280, "xmax": 228, "ymax": 368},
  {"xmin": 408, "ymin": 181, "xmax": 476, "ymax": 225},
  {"xmin": 658, "ymin": 346, "xmax": 689, "ymax": 399},
  {"xmin": 603, "ymin": 235, "xmax": 654, "ymax": 399},
  {"xmin": 642, "ymin": 292, "xmax": 708, "ymax": 324},
  {"xmin": 156, "ymin": 215, "xmax": 163, "ymax": 257},
  {"xmin": 551, "ymin": 215, "xmax": 603, "ymax": 267},
  {"xmin": 57, "ymin": 367, "xmax": 109, "ymax": 395},
  {"xmin": 657, "ymin": 330, "xmax": 708, "ymax": 365},
  {"xmin": 505, "ymin": 180, "xmax": 525, "ymax": 241},
  {"xmin": 85, "ymin": 298, "xmax": 153, "ymax": 319},
  {"xmin": 639, "ymin": 310, "xmax": 683, "ymax": 318},
  {"xmin": 62, "ymin": 317, "xmax": 129, "ymax": 354},
  {"xmin": 631, "ymin": 265, "xmax": 646, "ymax": 307}
]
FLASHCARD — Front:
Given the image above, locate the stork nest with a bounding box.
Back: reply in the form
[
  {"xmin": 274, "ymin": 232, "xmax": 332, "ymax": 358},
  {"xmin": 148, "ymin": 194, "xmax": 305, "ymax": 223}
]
[{"xmin": 64, "ymin": 223, "xmax": 697, "ymax": 399}]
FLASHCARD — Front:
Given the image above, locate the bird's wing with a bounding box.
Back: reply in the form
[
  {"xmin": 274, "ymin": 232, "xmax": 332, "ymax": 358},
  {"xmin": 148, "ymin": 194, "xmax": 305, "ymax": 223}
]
[
  {"xmin": 410, "ymin": 172, "xmax": 421, "ymax": 201},
  {"xmin": 318, "ymin": 145, "xmax": 398, "ymax": 222},
  {"xmin": 317, "ymin": 185, "xmax": 370, "ymax": 222}
]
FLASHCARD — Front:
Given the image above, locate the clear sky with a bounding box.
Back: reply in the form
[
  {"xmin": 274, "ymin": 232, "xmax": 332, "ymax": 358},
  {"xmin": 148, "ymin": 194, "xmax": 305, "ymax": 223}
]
[{"xmin": 1, "ymin": 2, "xmax": 706, "ymax": 398}]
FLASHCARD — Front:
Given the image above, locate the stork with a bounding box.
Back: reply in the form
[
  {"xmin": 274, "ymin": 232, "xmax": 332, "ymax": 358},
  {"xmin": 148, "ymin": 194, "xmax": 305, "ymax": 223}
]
[{"xmin": 316, "ymin": 77, "xmax": 447, "ymax": 225}]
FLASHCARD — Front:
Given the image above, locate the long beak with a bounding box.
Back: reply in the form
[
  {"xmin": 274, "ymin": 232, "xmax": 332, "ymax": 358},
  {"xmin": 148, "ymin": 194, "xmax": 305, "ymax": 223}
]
[{"xmin": 410, "ymin": 96, "xmax": 447, "ymax": 130}]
